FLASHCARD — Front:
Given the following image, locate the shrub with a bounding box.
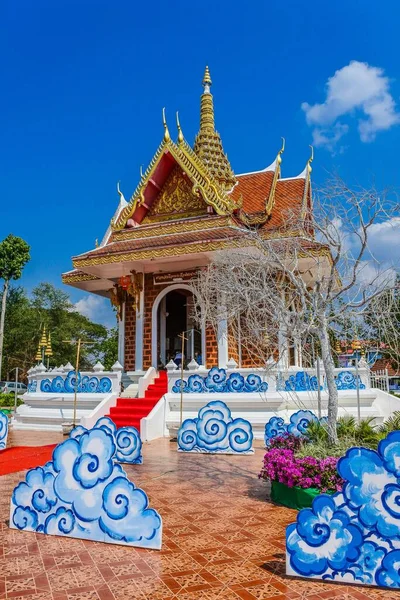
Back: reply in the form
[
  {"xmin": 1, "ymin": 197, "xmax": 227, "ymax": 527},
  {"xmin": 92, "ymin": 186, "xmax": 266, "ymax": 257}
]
[
  {"xmin": 0, "ymin": 393, "xmax": 23, "ymax": 407},
  {"xmin": 259, "ymin": 448, "xmax": 343, "ymax": 493},
  {"xmin": 379, "ymin": 411, "xmax": 400, "ymax": 434}
]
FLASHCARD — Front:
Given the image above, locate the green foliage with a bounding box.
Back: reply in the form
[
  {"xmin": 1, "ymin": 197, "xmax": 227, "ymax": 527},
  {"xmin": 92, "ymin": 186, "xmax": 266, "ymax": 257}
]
[
  {"xmin": 354, "ymin": 417, "xmax": 380, "ymax": 448},
  {"xmin": 101, "ymin": 328, "xmax": 118, "ymax": 370},
  {"xmin": 1, "ymin": 282, "xmax": 116, "ymax": 379},
  {"xmin": 0, "ymin": 234, "xmax": 30, "ymax": 282},
  {"xmin": 297, "ymin": 438, "xmax": 355, "ymax": 459},
  {"xmin": 304, "ymin": 414, "xmax": 380, "ymax": 456},
  {"xmin": 0, "ymin": 392, "xmax": 23, "ymax": 407},
  {"xmin": 305, "ymin": 421, "xmax": 328, "ymax": 445},
  {"xmin": 379, "ymin": 411, "xmax": 400, "ymax": 434}
]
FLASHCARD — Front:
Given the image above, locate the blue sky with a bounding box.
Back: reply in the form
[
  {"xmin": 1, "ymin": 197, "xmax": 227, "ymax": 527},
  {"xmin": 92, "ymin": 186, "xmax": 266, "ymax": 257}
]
[{"xmin": 1, "ymin": 0, "xmax": 399, "ymax": 327}]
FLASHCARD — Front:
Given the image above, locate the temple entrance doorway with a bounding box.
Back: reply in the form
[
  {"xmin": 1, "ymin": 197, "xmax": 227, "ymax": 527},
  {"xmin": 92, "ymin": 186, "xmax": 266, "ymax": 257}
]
[{"xmin": 154, "ymin": 287, "xmax": 203, "ymax": 369}]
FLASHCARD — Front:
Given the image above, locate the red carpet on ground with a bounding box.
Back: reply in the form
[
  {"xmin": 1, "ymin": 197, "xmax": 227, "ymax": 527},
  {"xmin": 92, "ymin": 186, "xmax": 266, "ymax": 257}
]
[{"xmin": 0, "ymin": 444, "xmax": 57, "ymax": 475}]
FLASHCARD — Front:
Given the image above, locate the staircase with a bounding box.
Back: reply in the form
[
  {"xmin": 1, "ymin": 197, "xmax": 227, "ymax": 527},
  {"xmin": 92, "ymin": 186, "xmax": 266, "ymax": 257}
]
[{"xmin": 107, "ymin": 371, "xmax": 168, "ymax": 431}]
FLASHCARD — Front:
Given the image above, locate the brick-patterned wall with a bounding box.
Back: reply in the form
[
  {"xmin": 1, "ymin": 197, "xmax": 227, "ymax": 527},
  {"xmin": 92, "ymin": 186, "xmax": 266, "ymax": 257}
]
[
  {"xmin": 142, "ymin": 274, "xmax": 161, "ymax": 370},
  {"xmin": 124, "ymin": 301, "xmax": 136, "ymax": 371},
  {"xmin": 205, "ymin": 326, "xmax": 218, "ymax": 368}
]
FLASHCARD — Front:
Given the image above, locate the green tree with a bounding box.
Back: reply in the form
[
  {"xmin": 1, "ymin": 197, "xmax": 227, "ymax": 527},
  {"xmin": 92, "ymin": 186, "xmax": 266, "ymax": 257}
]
[
  {"xmin": 1, "ymin": 283, "xmax": 114, "ymax": 378},
  {"xmin": 101, "ymin": 328, "xmax": 118, "ymax": 370},
  {"xmin": 0, "ymin": 234, "xmax": 30, "ymax": 378}
]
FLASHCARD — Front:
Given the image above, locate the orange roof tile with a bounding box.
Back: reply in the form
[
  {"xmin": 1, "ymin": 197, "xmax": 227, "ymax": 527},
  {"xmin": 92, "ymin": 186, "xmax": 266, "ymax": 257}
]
[
  {"xmin": 267, "ymin": 177, "xmax": 306, "ymax": 229},
  {"xmin": 229, "ymin": 171, "xmax": 306, "ymax": 230},
  {"xmin": 230, "ymin": 171, "xmax": 274, "ymax": 213}
]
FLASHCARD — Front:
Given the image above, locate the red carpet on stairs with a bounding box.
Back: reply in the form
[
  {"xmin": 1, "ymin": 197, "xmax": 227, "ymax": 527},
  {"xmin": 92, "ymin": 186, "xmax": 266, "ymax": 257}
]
[
  {"xmin": 107, "ymin": 371, "xmax": 168, "ymax": 430},
  {"xmin": 0, "ymin": 444, "xmax": 57, "ymax": 476}
]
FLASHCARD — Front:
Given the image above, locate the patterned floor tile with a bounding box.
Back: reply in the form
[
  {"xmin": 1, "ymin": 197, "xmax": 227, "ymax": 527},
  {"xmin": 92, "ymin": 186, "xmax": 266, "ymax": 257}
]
[{"xmin": 1, "ymin": 433, "xmax": 395, "ymax": 599}]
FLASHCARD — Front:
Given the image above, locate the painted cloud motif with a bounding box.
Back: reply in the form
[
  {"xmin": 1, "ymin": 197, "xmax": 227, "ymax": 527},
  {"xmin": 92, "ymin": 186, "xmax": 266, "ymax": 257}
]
[
  {"xmin": 286, "ymin": 430, "xmax": 400, "ymax": 589},
  {"xmin": 177, "ymin": 400, "xmax": 254, "ymax": 454},
  {"xmin": 172, "ymin": 367, "xmax": 268, "ymax": 393},
  {"xmin": 0, "ymin": 410, "xmax": 9, "ymax": 450},
  {"xmin": 265, "ymin": 410, "xmax": 323, "ymax": 445},
  {"xmin": 10, "ymin": 422, "xmax": 162, "ymax": 549},
  {"xmin": 71, "ymin": 416, "xmax": 142, "ymax": 464}
]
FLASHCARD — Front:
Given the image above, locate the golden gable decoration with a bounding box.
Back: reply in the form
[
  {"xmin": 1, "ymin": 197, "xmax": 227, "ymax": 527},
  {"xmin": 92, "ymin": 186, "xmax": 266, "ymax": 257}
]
[{"xmin": 142, "ymin": 165, "xmax": 206, "ymax": 223}]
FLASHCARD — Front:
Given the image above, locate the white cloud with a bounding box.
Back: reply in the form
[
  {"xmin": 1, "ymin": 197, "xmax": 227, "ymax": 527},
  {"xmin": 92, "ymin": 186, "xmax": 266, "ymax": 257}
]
[
  {"xmin": 355, "ymin": 260, "xmax": 397, "ymax": 290},
  {"xmin": 302, "ymin": 61, "xmax": 400, "ymax": 150},
  {"xmin": 365, "ymin": 217, "xmax": 400, "ymax": 263},
  {"xmin": 74, "ymin": 295, "xmax": 116, "ymax": 328}
]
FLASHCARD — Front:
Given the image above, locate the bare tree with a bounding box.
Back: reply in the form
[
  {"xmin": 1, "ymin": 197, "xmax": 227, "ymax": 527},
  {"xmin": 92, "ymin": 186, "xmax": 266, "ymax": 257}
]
[{"xmin": 192, "ymin": 178, "xmax": 400, "ymax": 445}]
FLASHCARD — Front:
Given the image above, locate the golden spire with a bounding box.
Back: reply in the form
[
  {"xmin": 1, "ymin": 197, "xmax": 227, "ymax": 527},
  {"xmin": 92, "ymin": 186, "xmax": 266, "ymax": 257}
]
[
  {"xmin": 162, "ymin": 107, "xmax": 170, "ymax": 142},
  {"xmin": 45, "ymin": 332, "xmax": 53, "ymax": 357},
  {"xmin": 35, "ymin": 339, "xmax": 42, "ymax": 362},
  {"xmin": 199, "ymin": 66, "xmax": 215, "ymax": 132},
  {"xmin": 203, "ymin": 65, "xmax": 212, "ymax": 87},
  {"xmin": 193, "ymin": 67, "xmax": 236, "ymax": 191},
  {"xmin": 40, "ymin": 326, "xmax": 47, "ymax": 347},
  {"xmin": 176, "ymin": 112, "xmax": 184, "ymax": 144}
]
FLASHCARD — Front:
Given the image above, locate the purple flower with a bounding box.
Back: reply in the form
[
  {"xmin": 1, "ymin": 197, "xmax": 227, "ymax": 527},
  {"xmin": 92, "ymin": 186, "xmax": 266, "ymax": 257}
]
[{"xmin": 259, "ymin": 443, "xmax": 344, "ymax": 492}]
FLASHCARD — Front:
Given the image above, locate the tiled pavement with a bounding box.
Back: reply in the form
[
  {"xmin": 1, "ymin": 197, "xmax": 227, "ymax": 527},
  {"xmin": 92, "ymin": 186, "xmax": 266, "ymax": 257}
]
[{"xmin": 0, "ymin": 431, "xmax": 393, "ymax": 599}]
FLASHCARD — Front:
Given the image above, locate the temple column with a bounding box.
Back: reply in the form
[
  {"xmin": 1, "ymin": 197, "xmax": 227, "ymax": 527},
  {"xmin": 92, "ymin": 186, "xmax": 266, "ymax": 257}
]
[
  {"xmin": 135, "ymin": 276, "xmax": 145, "ymax": 372},
  {"xmin": 159, "ymin": 296, "xmax": 167, "ymax": 364},
  {"xmin": 118, "ymin": 302, "xmax": 125, "ymax": 367}
]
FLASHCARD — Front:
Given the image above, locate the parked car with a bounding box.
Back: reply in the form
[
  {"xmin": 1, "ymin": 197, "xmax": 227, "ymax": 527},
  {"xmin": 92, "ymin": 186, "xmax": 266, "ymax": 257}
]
[{"xmin": 0, "ymin": 381, "xmax": 27, "ymax": 394}]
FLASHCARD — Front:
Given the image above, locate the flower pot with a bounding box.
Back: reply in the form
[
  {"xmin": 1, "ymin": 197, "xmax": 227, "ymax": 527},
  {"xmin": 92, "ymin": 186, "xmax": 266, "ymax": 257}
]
[{"xmin": 270, "ymin": 480, "xmax": 324, "ymax": 510}]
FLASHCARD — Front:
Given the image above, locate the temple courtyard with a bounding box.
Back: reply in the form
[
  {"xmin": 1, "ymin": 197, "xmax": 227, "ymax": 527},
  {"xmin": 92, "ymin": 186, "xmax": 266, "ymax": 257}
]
[{"xmin": 0, "ymin": 432, "xmax": 393, "ymax": 600}]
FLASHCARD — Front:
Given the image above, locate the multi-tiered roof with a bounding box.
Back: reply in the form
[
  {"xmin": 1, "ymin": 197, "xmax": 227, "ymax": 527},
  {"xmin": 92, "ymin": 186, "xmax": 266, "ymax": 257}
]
[{"xmin": 62, "ymin": 68, "xmax": 315, "ymax": 292}]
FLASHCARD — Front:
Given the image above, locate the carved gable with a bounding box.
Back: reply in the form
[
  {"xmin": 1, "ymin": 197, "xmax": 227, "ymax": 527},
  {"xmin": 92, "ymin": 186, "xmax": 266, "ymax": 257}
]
[{"xmin": 142, "ymin": 165, "xmax": 208, "ymax": 224}]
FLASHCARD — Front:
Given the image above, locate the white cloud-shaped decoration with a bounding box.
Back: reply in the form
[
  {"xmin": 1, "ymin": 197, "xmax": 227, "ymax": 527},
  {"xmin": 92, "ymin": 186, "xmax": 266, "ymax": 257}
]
[
  {"xmin": 71, "ymin": 417, "xmax": 142, "ymax": 464},
  {"xmin": 10, "ymin": 422, "xmax": 161, "ymax": 550},
  {"xmin": 286, "ymin": 431, "xmax": 400, "ymax": 589},
  {"xmin": 0, "ymin": 411, "xmax": 8, "ymax": 450},
  {"xmin": 177, "ymin": 400, "xmax": 254, "ymax": 454},
  {"xmin": 265, "ymin": 410, "xmax": 326, "ymax": 445}
]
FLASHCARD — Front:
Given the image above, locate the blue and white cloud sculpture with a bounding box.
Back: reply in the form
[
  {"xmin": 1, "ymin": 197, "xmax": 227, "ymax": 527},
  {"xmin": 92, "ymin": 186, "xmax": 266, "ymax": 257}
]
[
  {"xmin": 10, "ymin": 422, "xmax": 161, "ymax": 549},
  {"xmin": 286, "ymin": 430, "xmax": 400, "ymax": 589},
  {"xmin": 265, "ymin": 410, "xmax": 323, "ymax": 445},
  {"xmin": 178, "ymin": 400, "xmax": 254, "ymax": 454},
  {"xmin": 172, "ymin": 367, "xmax": 268, "ymax": 394},
  {"xmin": 0, "ymin": 410, "xmax": 8, "ymax": 451},
  {"xmin": 71, "ymin": 417, "xmax": 142, "ymax": 464}
]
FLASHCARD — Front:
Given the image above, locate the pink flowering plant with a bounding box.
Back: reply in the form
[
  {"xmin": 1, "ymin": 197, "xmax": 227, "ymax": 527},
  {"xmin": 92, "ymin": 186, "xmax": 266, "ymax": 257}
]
[{"xmin": 259, "ymin": 435, "xmax": 343, "ymax": 493}]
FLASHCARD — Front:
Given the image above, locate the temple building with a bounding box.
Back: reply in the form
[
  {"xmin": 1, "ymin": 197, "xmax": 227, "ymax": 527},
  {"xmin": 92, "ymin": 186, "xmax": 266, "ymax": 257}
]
[{"xmin": 62, "ymin": 67, "xmax": 315, "ymax": 378}]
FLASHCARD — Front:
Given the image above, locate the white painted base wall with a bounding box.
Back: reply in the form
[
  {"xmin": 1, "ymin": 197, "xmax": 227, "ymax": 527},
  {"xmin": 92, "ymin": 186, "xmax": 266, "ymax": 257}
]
[
  {"xmin": 140, "ymin": 388, "xmax": 400, "ymax": 442},
  {"xmin": 12, "ymin": 393, "xmax": 115, "ymax": 432}
]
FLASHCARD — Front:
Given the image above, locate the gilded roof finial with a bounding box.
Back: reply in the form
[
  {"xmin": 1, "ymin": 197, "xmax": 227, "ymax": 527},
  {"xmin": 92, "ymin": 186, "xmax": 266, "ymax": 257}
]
[
  {"xmin": 307, "ymin": 144, "xmax": 314, "ymax": 173},
  {"xmin": 202, "ymin": 66, "xmax": 212, "ymax": 93},
  {"xmin": 162, "ymin": 107, "xmax": 170, "ymax": 142},
  {"xmin": 176, "ymin": 112, "xmax": 184, "ymax": 144},
  {"xmin": 277, "ymin": 137, "xmax": 285, "ymax": 165},
  {"xmin": 194, "ymin": 66, "xmax": 236, "ymax": 191},
  {"xmin": 117, "ymin": 180, "xmax": 123, "ymax": 198}
]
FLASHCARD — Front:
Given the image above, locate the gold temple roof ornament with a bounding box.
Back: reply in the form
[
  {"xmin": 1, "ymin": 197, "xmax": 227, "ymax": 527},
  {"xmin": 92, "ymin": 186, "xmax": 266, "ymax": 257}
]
[
  {"xmin": 62, "ymin": 67, "xmax": 322, "ymax": 285},
  {"xmin": 193, "ymin": 66, "xmax": 237, "ymax": 192}
]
